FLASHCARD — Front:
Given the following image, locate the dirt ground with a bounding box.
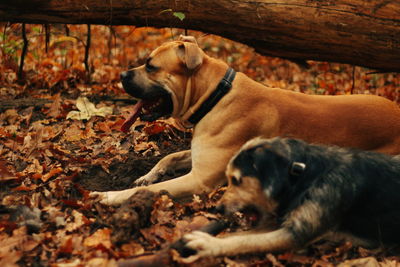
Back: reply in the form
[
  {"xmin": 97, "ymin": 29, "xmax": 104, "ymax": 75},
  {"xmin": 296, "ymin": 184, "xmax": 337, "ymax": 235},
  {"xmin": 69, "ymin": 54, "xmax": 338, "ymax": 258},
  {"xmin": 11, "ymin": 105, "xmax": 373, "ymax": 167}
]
[{"xmin": 78, "ymin": 136, "xmax": 191, "ymax": 192}]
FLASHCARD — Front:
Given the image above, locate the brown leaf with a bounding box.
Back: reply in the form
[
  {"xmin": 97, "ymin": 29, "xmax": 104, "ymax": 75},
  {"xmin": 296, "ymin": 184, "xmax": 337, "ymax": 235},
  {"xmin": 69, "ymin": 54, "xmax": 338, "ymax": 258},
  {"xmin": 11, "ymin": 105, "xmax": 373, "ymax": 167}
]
[
  {"xmin": 84, "ymin": 228, "xmax": 112, "ymax": 249},
  {"xmin": 0, "ymin": 160, "xmax": 16, "ymax": 181},
  {"xmin": 24, "ymin": 159, "xmax": 43, "ymax": 175},
  {"xmin": 0, "ymin": 250, "xmax": 21, "ymax": 267},
  {"xmin": 86, "ymin": 257, "xmax": 117, "ymax": 267},
  {"xmin": 266, "ymin": 253, "xmax": 285, "ymax": 267},
  {"xmin": 58, "ymin": 236, "xmax": 74, "ymax": 254},
  {"xmin": 140, "ymin": 224, "xmax": 175, "ymax": 245},
  {"xmin": 45, "ymin": 93, "xmax": 63, "ymax": 118},
  {"xmin": 338, "ymin": 257, "xmax": 380, "ymax": 267},
  {"xmin": 23, "ymin": 122, "xmax": 45, "ymax": 156},
  {"xmin": 63, "ymin": 123, "xmax": 83, "ymax": 142},
  {"xmin": 0, "ymin": 227, "xmax": 38, "ymax": 258},
  {"xmin": 96, "ymin": 121, "xmax": 112, "ymax": 134},
  {"xmin": 65, "ymin": 210, "xmax": 89, "ymax": 232},
  {"xmin": 119, "ymin": 241, "xmax": 145, "ymax": 257}
]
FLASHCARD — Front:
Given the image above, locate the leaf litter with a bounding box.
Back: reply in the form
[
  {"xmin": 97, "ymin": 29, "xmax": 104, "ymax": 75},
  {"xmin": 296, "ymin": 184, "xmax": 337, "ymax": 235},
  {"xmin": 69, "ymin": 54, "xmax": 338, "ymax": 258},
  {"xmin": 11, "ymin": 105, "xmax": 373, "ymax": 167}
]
[{"xmin": 0, "ymin": 25, "xmax": 399, "ymax": 266}]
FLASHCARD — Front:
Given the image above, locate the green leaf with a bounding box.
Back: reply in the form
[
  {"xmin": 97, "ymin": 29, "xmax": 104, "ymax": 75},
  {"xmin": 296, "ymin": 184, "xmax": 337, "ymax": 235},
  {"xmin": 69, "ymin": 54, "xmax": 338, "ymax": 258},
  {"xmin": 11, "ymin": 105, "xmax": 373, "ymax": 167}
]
[{"xmin": 173, "ymin": 12, "xmax": 185, "ymax": 21}]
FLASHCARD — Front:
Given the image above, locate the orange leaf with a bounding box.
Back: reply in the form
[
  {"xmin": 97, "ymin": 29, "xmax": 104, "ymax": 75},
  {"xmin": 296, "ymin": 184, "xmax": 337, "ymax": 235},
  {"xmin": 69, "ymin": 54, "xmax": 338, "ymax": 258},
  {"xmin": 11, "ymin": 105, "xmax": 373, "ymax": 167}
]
[
  {"xmin": 12, "ymin": 184, "xmax": 37, "ymax": 192},
  {"xmin": 144, "ymin": 122, "xmax": 167, "ymax": 135},
  {"xmin": 96, "ymin": 121, "xmax": 112, "ymax": 134},
  {"xmin": 58, "ymin": 236, "xmax": 73, "ymax": 254},
  {"xmin": 32, "ymin": 173, "xmax": 42, "ymax": 180},
  {"xmin": 42, "ymin": 167, "xmax": 63, "ymax": 182},
  {"xmin": 110, "ymin": 118, "xmax": 125, "ymax": 131}
]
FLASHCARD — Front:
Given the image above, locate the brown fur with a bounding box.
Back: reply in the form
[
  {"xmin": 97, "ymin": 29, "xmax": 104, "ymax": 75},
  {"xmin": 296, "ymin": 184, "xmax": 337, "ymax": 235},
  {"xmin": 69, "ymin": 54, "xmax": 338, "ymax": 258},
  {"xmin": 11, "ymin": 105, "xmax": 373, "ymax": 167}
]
[{"xmin": 92, "ymin": 37, "xmax": 400, "ymax": 205}]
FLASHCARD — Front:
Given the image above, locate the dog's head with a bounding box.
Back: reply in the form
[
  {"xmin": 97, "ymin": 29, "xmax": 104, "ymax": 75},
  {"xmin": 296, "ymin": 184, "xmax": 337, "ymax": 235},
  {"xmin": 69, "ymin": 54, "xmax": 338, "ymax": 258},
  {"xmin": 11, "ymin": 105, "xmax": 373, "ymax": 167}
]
[
  {"xmin": 218, "ymin": 137, "xmax": 307, "ymax": 227},
  {"xmin": 120, "ymin": 36, "xmax": 204, "ymax": 127}
]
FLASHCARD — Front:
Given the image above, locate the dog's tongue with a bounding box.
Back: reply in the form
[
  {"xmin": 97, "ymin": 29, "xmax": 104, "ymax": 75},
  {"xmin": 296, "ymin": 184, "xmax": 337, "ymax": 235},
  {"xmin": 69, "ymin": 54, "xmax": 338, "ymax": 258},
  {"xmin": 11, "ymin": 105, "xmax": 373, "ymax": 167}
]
[{"xmin": 121, "ymin": 100, "xmax": 144, "ymax": 133}]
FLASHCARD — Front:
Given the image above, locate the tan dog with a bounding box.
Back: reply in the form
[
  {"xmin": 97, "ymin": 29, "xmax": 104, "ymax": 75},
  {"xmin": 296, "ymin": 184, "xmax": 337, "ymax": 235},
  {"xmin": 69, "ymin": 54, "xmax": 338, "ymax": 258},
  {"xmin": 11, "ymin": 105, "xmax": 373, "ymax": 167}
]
[{"xmin": 92, "ymin": 36, "xmax": 400, "ymax": 205}]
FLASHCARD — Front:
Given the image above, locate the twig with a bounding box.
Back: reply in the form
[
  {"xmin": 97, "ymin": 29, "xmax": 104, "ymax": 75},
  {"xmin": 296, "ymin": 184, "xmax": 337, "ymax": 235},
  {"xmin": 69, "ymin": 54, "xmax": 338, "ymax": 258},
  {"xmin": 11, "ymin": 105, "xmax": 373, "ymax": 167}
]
[
  {"xmin": 2, "ymin": 22, "xmax": 8, "ymax": 43},
  {"xmin": 108, "ymin": 0, "xmax": 113, "ymax": 25},
  {"xmin": 84, "ymin": 24, "xmax": 91, "ymax": 82},
  {"xmin": 1, "ymin": 23, "xmax": 9, "ymax": 63},
  {"xmin": 65, "ymin": 24, "xmax": 70, "ymax": 36},
  {"xmin": 350, "ymin": 66, "xmax": 355, "ymax": 94},
  {"xmin": 18, "ymin": 23, "xmax": 28, "ymax": 82},
  {"xmin": 107, "ymin": 26, "xmax": 115, "ymax": 64},
  {"xmin": 365, "ymin": 70, "xmax": 396, "ymax": 75},
  {"xmin": 45, "ymin": 24, "xmax": 50, "ymax": 53}
]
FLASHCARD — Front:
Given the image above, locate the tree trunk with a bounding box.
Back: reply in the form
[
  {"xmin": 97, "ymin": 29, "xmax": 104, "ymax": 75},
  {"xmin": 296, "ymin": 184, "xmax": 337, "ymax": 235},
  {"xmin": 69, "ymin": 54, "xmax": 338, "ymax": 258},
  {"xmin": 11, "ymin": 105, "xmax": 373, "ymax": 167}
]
[{"xmin": 2, "ymin": 0, "xmax": 400, "ymax": 71}]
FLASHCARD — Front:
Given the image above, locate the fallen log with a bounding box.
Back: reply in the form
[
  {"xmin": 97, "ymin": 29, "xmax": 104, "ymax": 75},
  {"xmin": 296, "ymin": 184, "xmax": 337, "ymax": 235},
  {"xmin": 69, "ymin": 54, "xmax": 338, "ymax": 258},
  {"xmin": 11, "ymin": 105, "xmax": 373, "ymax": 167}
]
[{"xmin": 1, "ymin": 0, "xmax": 400, "ymax": 71}]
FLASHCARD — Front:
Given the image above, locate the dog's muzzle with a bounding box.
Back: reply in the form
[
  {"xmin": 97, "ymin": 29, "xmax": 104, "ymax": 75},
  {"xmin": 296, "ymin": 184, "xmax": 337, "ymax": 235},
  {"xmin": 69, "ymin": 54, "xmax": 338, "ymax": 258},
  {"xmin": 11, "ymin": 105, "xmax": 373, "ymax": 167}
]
[
  {"xmin": 120, "ymin": 70, "xmax": 135, "ymax": 94},
  {"xmin": 120, "ymin": 70, "xmax": 132, "ymax": 81},
  {"xmin": 119, "ymin": 69, "xmax": 173, "ymax": 131}
]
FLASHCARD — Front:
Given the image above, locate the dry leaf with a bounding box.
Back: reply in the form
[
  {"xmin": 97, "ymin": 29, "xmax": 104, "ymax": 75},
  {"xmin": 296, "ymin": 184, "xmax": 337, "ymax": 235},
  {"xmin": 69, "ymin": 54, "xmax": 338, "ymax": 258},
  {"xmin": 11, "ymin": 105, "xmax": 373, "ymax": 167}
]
[
  {"xmin": 0, "ymin": 160, "xmax": 16, "ymax": 181},
  {"xmin": 84, "ymin": 228, "xmax": 112, "ymax": 249},
  {"xmin": 66, "ymin": 210, "xmax": 89, "ymax": 232},
  {"xmin": 42, "ymin": 167, "xmax": 63, "ymax": 182},
  {"xmin": 66, "ymin": 97, "xmax": 113, "ymax": 120},
  {"xmin": 45, "ymin": 93, "xmax": 63, "ymax": 118},
  {"xmin": 338, "ymin": 257, "xmax": 380, "ymax": 267},
  {"xmin": 120, "ymin": 241, "xmax": 145, "ymax": 257}
]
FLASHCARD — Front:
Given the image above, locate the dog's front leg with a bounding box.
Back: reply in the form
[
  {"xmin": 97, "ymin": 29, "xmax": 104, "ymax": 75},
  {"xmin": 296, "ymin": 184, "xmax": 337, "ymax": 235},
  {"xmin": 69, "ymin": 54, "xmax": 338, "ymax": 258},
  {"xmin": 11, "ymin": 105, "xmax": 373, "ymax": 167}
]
[
  {"xmin": 182, "ymin": 228, "xmax": 294, "ymax": 261},
  {"xmin": 133, "ymin": 150, "xmax": 192, "ymax": 186},
  {"xmin": 91, "ymin": 171, "xmax": 210, "ymax": 205}
]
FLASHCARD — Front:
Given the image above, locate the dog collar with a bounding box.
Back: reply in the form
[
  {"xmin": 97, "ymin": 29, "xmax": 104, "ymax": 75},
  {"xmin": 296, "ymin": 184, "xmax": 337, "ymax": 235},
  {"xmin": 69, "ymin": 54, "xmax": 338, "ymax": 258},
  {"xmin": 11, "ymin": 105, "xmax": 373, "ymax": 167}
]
[{"xmin": 187, "ymin": 67, "xmax": 236, "ymax": 125}]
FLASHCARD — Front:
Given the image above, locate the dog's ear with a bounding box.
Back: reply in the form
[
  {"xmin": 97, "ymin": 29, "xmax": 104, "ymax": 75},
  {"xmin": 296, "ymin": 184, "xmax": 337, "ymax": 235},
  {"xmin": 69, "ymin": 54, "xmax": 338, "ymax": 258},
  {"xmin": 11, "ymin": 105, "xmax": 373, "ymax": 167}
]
[
  {"xmin": 178, "ymin": 35, "xmax": 198, "ymax": 45},
  {"xmin": 177, "ymin": 42, "xmax": 204, "ymax": 71}
]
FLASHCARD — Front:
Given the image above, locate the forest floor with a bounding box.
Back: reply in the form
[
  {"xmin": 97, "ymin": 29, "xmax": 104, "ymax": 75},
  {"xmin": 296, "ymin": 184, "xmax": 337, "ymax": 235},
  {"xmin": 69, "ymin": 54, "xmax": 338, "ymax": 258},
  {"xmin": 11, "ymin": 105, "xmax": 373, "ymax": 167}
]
[{"xmin": 0, "ymin": 24, "xmax": 399, "ymax": 266}]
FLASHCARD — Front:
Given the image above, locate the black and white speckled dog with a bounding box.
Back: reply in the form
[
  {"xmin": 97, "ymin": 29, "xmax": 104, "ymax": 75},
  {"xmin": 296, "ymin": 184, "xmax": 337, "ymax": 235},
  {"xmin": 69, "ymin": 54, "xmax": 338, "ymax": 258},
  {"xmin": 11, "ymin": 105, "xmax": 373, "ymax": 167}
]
[{"xmin": 183, "ymin": 137, "xmax": 400, "ymax": 259}]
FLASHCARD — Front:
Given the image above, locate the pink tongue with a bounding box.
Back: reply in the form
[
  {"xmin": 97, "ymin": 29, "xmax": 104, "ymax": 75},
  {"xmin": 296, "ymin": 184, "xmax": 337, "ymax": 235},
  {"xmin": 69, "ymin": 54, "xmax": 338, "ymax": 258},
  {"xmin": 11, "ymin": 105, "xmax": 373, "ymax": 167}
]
[{"xmin": 121, "ymin": 100, "xmax": 144, "ymax": 133}]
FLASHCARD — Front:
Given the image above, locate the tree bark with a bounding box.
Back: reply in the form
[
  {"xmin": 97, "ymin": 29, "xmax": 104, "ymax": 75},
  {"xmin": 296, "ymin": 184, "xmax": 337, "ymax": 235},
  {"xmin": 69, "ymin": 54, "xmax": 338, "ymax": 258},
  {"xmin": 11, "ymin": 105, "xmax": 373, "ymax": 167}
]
[{"xmin": 1, "ymin": 0, "xmax": 400, "ymax": 71}]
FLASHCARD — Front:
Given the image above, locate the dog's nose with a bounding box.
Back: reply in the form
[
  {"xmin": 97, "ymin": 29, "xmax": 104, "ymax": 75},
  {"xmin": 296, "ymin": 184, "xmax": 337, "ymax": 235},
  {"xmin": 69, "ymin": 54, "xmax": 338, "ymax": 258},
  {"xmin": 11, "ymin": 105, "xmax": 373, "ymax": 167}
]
[
  {"xmin": 120, "ymin": 71, "xmax": 133, "ymax": 81},
  {"xmin": 215, "ymin": 204, "xmax": 225, "ymax": 214}
]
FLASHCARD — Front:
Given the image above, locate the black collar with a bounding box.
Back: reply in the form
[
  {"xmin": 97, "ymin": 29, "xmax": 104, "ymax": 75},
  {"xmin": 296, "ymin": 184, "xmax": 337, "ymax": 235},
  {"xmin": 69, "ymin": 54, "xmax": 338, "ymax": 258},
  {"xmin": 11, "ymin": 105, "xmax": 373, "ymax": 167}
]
[{"xmin": 188, "ymin": 67, "xmax": 236, "ymax": 125}]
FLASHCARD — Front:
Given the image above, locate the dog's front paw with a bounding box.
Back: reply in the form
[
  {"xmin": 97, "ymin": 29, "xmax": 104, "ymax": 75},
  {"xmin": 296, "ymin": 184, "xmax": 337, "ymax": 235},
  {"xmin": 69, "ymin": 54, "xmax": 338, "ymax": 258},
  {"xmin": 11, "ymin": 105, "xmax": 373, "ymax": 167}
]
[
  {"xmin": 133, "ymin": 171, "xmax": 164, "ymax": 186},
  {"xmin": 183, "ymin": 231, "xmax": 224, "ymax": 261},
  {"xmin": 133, "ymin": 175, "xmax": 156, "ymax": 186},
  {"xmin": 89, "ymin": 189, "xmax": 136, "ymax": 205}
]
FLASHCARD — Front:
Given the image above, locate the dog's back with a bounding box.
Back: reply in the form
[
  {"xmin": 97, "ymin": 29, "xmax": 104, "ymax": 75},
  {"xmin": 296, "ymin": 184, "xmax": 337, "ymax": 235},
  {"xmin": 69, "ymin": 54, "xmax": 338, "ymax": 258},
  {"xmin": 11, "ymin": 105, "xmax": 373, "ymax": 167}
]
[
  {"xmin": 261, "ymin": 138, "xmax": 400, "ymax": 246},
  {"xmin": 336, "ymin": 149, "xmax": 400, "ymax": 245}
]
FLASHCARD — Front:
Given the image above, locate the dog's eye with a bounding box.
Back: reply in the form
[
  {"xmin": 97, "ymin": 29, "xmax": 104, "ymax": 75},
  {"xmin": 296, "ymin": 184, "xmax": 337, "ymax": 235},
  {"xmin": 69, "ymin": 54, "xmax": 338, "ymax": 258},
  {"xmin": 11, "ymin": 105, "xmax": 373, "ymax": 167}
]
[
  {"xmin": 145, "ymin": 63, "xmax": 158, "ymax": 73},
  {"xmin": 231, "ymin": 176, "xmax": 242, "ymax": 186}
]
